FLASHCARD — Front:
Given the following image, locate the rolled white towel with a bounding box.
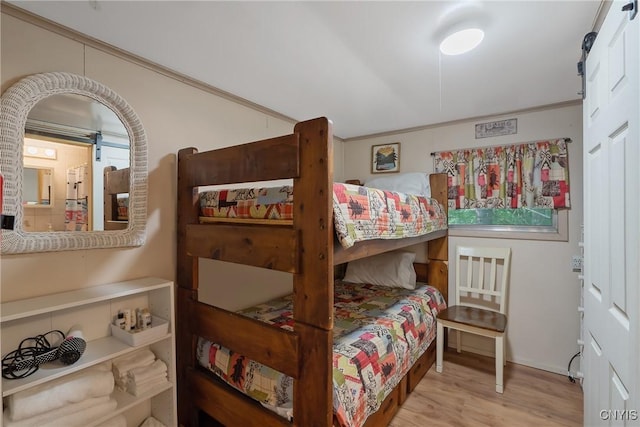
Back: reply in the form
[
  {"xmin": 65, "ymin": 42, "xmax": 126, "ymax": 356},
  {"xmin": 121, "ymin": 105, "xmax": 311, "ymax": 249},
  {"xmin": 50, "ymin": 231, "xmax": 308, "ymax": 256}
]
[
  {"xmin": 139, "ymin": 416, "xmax": 168, "ymax": 427},
  {"xmin": 112, "ymin": 349, "xmax": 155, "ymax": 379},
  {"xmin": 96, "ymin": 414, "xmax": 127, "ymax": 427},
  {"xmin": 129, "ymin": 376, "xmax": 169, "ymax": 396},
  {"xmin": 128, "ymin": 359, "xmax": 167, "ymax": 384},
  {"xmin": 6, "ymin": 366, "xmax": 114, "ymax": 421},
  {"xmin": 3, "ymin": 396, "xmax": 115, "ymax": 427}
]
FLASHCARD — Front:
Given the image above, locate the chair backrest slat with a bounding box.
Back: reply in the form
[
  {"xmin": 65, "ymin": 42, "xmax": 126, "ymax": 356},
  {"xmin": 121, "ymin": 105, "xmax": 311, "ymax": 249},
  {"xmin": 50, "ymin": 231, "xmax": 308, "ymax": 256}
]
[
  {"xmin": 466, "ymin": 255, "xmax": 474, "ymax": 290},
  {"xmin": 478, "ymin": 256, "xmax": 485, "ymax": 291},
  {"xmin": 490, "ymin": 258, "xmax": 497, "ymax": 292}
]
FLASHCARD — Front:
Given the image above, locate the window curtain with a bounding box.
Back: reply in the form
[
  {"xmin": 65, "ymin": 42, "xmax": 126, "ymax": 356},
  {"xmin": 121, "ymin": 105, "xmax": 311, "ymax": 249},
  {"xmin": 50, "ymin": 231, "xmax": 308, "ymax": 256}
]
[
  {"xmin": 65, "ymin": 165, "xmax": 89, "ymax": 231},
  {"xmin": 433, "ymin": 139, "xmax": 570, "ymax": 210}
]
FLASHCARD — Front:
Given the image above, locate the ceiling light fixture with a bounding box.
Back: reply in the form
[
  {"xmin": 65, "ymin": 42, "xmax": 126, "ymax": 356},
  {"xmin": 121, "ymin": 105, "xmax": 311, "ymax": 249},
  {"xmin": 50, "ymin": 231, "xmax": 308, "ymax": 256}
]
[{"xmin": 439, "ymin": 28, "xmax": 484, "ymax": 55}]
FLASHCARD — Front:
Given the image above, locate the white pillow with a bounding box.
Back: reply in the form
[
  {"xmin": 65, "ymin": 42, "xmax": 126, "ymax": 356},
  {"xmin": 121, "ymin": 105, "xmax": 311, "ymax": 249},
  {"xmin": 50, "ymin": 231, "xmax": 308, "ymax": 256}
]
[
  {"xmin": 364, "ymin": 172, "xmax": 431, "ymax": 197},
  {"xmin": 343, "ymin": 251, "xmax": 417, "ymax": 289}
]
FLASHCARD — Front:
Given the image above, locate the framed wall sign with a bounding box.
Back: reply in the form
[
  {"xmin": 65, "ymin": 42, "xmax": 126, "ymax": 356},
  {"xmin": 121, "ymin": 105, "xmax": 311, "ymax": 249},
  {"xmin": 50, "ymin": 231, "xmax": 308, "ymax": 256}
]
[
  {"xmin": 371, "ymin": 142, "xmax": 400, "ymax": 173},
  {"xmin": 475, "ymin": 118, "xmax": 518, "ymax": 139}
]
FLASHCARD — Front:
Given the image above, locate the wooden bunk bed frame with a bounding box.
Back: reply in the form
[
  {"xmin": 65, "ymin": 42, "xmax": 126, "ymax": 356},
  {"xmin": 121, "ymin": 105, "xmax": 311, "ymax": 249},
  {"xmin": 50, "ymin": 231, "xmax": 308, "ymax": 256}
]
[
  {"xmin": 103, "ymin": 165, "xmax": 129, "ymax": 230},
  {"xmin": 176, "ymin": 117, "xmax": 449, "ymax": 427}
]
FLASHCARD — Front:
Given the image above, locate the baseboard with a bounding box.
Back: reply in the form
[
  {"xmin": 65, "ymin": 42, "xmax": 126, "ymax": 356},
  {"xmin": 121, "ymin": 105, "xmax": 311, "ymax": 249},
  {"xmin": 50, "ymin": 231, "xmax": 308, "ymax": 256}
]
[
  {"xmin": 507, "ymin": 356, "xmax": 567, "ymax": 376},
  {"xmin": 447, "ymin": 342, "xmax": 567, "ymax": 376}
]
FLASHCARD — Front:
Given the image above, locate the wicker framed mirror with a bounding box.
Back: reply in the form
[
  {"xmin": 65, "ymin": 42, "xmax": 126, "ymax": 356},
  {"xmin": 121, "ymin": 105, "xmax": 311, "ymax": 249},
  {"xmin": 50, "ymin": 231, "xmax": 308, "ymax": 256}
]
[{"xmin": 0, "ymin": 72, "xmax": 147, "ymax": 253}]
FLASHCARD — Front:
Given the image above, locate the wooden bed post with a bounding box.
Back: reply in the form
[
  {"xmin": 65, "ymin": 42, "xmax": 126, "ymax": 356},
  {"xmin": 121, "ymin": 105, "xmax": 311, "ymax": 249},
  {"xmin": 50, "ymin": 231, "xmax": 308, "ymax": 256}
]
[
  {"xmin": 177, "ymin": 147, "xmax": 200, "ymax": 427},
  {"xmin": 427, "ymin": 173, "xmax": 449, "ymax": 350},
  {"xmin": 103, "ymin": 166, "xmax": 119, "ymax": 226},
  {"xmin": 427, "ymin": 174, "xmax": 448, "ymax": 263},
  {"xmin": 292, "ymin": 117, "xmax": 334, "ymax": 426}
]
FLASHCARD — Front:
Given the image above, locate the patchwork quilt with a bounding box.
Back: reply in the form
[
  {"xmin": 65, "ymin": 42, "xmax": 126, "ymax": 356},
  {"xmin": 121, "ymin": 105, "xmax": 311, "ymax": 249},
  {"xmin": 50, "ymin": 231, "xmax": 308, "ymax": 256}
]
[
  {"xmin": 199, "ymin": 183, "xmax": 447, "ymax": 248},
  {"xmin": 196, "ymin": 281, "xmax": 446, "ymax": 427}
]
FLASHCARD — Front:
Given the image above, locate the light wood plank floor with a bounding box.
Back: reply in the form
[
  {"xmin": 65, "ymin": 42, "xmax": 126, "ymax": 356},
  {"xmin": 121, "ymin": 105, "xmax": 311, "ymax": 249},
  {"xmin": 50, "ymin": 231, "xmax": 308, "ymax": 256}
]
[{"xmin": 390, "ymin": 350, "xmax": 583, "ymax": 427}]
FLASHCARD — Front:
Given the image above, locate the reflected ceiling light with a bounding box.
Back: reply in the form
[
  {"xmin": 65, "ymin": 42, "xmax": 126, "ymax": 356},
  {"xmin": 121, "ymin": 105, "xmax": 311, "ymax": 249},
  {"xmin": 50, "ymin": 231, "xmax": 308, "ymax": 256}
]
[
  {"xmin": 439, "ymin": 28, "xmax": 484, "ymax": 55},
  {"xmin": 24, "ymin": 145, "xmax": 57, "ymax": 159}
]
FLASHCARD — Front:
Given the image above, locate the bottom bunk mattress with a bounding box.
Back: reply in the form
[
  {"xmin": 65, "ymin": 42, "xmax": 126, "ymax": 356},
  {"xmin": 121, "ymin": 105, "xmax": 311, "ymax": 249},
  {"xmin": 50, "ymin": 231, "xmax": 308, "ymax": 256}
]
[{"xmin": 196, "ymin": 280, "xmax": 446, "ymax": 427}]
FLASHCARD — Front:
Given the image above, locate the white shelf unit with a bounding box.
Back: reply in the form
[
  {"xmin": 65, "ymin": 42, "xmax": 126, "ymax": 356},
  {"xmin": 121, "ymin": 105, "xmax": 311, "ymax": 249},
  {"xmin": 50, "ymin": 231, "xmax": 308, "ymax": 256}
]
[{"xmin": 0, "ymin": 277, "xmax": 176, "ymax": 427}]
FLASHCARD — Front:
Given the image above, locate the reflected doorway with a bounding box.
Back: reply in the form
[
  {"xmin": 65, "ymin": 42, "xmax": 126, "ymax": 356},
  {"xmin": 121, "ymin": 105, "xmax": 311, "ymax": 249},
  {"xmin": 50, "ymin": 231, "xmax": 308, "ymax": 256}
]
[{"xmin": 23, "ymin": 137, "xmax": 92, "ymax": 232}]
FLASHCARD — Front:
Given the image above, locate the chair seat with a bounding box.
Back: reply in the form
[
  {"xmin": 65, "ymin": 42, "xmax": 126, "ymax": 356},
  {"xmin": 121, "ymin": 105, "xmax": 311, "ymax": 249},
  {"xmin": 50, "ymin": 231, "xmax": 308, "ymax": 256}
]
[{"xmin": 437, "ymin": 305, "xmax": 507, "ymax": 333}]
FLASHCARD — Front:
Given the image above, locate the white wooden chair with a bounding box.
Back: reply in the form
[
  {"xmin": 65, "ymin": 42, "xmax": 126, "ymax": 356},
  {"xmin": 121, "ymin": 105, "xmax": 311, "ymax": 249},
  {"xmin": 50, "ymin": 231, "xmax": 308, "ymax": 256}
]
[{"xmin": 436, "ymin": 246, "xmax": 512, "ymax": 393}]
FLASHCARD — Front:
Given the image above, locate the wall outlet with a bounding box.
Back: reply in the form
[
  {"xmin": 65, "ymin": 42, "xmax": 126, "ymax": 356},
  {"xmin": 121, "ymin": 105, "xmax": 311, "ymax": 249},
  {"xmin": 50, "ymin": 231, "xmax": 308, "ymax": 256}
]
[{"xmin": 571, "ymin": 255, "xmax": 583, "ymax": 271}]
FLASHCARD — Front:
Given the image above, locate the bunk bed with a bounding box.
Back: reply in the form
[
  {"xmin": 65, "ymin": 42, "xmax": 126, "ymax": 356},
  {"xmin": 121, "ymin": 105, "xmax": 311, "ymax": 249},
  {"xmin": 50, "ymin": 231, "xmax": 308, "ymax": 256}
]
[
  {"xmin": 177, "ymin": 117, "xmax": 449, "ymax": 427},
  {"xmin": 103, "ymin": 165, "xmax": 129, "ymax": 230}
]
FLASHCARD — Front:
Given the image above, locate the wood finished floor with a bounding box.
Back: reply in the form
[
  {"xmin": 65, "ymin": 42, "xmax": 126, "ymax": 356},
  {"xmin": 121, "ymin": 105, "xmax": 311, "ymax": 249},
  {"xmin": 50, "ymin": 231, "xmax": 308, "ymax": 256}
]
[{"xmin": 390, "ymin": 350, "xmax": 583, "ymax": 427}]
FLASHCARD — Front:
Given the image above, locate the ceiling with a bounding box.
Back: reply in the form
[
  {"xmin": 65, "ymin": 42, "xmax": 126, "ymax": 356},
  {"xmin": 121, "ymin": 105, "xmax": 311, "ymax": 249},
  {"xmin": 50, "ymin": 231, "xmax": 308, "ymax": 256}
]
[{"xmin": 7, "ymin": 1, "xmax": 602, "ymax": 139}]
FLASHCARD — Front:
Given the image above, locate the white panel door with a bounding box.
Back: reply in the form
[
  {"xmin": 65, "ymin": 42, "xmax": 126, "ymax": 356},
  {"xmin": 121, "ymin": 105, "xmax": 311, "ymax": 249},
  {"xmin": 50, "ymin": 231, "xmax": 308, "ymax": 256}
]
[{"xmin": 583, "ymin": 1, "xmax": 639, "ymax": 425}]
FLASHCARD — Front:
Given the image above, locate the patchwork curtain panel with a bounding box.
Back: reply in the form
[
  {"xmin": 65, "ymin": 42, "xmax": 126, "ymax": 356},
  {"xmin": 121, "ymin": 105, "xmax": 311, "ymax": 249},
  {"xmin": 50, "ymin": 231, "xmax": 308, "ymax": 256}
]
[{"xmin": 434, "ymin": 139, "xmax": 570, "ymax": 210}]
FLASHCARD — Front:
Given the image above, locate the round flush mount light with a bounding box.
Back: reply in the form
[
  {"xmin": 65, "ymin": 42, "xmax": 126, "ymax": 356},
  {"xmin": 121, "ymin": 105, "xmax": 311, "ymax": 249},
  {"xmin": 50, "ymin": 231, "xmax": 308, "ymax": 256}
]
[{"xmin": 439, "ymin": 28, "xmax": 484, "ymax": 55}]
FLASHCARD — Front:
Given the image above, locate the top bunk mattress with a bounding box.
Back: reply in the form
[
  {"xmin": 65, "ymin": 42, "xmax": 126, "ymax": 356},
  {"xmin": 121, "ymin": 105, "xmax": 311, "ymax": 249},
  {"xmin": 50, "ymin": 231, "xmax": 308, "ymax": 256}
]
[{"xmin": 199, "ymin": 183, "xmax": 447, "ymax": 248}]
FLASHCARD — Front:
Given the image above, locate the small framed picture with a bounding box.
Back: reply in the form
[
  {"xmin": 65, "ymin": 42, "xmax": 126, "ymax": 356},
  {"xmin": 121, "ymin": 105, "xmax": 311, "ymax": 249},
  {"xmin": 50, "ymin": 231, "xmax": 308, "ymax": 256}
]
[{"xmin": 371, "ymin": 142, "xmax": 400, "ymax": 174}]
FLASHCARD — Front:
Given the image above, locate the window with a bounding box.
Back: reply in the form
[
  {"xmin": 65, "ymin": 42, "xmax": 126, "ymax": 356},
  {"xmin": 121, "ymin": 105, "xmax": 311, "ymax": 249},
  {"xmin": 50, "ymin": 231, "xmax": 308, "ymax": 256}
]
[
  {"xmin": 433, "ymin": 138, "xmax": 571, "ymax": 241},
  {"xmin": 449, "ymin": 207, "xmax": 554, "ymax": 227},
  {"xmin": 447, "ymin": 208, "xmax": 567, "ymax": 240}
]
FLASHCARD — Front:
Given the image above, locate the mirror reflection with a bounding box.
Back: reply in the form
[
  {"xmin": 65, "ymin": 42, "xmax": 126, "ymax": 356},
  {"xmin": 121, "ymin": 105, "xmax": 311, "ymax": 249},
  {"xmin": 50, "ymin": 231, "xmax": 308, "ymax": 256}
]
[
  {"xmin": 24, "ymin": 93, "xmax": 130, "ymax": 232},
  {"xmin": 23, "ymin": 166, "xmax": 53, "ymax": 208}
]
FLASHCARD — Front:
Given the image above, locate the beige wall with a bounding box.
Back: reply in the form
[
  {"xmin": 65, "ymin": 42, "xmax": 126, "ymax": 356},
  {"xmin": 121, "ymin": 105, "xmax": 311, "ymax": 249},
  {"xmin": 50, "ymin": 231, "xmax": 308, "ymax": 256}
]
[
  {"xmin": 1, "ymin": 13, "xmax": 344, "ymax": 307},
  {"xmin": 343, "ymin": 104, "xmax": 583, "ymax": 374}
]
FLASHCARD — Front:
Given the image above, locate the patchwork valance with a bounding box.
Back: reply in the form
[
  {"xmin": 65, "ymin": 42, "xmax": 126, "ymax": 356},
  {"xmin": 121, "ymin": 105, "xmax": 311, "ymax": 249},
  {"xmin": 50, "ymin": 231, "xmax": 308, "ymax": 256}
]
[{"xmin": 433, "ymin": 139, "xmax": 571, "ymax": 210}]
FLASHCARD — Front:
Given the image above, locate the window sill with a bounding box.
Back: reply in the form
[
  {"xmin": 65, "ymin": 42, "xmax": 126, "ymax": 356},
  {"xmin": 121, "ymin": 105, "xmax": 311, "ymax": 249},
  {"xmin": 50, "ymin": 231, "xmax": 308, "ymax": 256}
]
[{"xmin": 447, "ymin": 210, "xmax": 568, "ymax": 242}]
